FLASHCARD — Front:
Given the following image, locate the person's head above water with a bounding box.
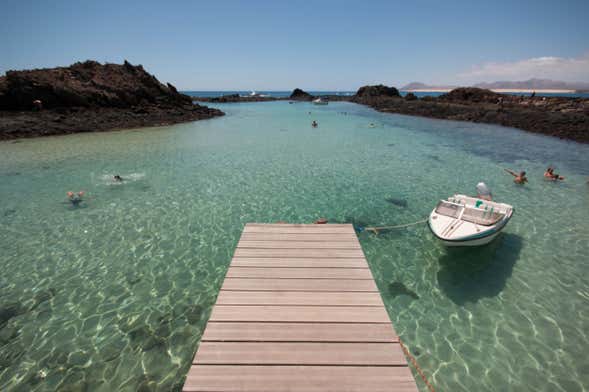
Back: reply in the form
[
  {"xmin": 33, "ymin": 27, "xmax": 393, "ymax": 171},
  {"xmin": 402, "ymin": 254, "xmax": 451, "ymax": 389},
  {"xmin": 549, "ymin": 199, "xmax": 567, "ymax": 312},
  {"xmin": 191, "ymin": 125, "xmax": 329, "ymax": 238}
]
[
  {"xmin": 520, "ymin": 171, "xmax": 526, "ymax": 177},
  {"xmin": 114, "ymin": 175, "xmax": 123, "ymax": 181}
]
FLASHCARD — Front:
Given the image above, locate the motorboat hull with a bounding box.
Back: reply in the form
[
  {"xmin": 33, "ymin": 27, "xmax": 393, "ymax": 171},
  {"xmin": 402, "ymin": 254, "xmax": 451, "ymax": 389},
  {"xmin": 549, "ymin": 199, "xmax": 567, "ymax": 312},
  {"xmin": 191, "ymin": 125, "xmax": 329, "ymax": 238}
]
[
  {"xmin": 428, "ymin": 220, "xmax": 506, "ymax": 246},
  {"xmin": 428, "ymin": 194, "xmax": 513, "ymax": 247}
]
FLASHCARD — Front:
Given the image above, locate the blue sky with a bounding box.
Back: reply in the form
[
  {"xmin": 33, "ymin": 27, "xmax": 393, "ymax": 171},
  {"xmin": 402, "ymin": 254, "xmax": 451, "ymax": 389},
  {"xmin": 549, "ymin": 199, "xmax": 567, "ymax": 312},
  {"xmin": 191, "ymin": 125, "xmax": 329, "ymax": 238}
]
[{"xmin": 1, "ymin": 0, "xmax": 588, "ymax": 90}]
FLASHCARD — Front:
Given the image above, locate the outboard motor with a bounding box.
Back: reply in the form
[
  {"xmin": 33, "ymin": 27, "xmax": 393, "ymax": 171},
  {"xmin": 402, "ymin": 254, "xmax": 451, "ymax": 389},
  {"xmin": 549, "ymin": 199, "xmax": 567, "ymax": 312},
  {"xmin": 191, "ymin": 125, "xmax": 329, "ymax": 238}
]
[{"xmin": 476, "ymin": 182, "xmax": 493, "ymax": 201}]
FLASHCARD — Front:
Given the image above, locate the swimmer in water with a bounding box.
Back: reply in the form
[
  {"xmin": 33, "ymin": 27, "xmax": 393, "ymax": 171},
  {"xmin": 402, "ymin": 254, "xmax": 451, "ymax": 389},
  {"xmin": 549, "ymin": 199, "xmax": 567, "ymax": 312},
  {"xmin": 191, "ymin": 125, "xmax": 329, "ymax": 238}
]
[
  {"xmin": 312, "ymin": 120, "xmax": 318, "ymax": 128},
  {"xmin": 67, "ymin": 191, "xmax": 85, "ymax": 206},
  {"xmin": 504, "ymin": 169, "xmax": 528, "ymax": 184},
  {"xmin": 544, "ymin": 167, "xmax": 565, "ymax": 181},
  {"xmin": 114, "ymin": 175, "xmax": 123, "ymax": 182}
]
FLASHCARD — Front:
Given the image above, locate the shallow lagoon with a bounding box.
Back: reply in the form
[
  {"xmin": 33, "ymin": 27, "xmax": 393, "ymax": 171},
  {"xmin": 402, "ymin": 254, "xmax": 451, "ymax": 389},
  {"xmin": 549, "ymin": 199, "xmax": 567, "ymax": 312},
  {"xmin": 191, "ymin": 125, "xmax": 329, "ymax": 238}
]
[{"xmin": 1, "ymin": 101, "xmax": 588, "ymax": 391}]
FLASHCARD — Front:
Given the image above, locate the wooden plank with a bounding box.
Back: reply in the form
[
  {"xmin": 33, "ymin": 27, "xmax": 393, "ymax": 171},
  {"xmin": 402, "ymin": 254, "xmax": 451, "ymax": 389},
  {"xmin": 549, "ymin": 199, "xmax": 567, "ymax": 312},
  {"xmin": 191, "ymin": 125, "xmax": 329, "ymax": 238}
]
[
  {"xmin": 226, "ymin": 267, "xmax": 373, "ymax": 280},
  {"xmin": 240, "ymin": 233, "xmax": 360, "ymax": 242},
  {"xmin": 195, "ymin": 342, "xmax": 406, "ymax": 365},
  {"xmin": 209, "ymin": 305, "xmax": 390, "ymax": 323},
  {"xmin": 202, "ymin": 322, "xmax": 398, "ymax": 342},
  {"xmin": 222, "ymin": 278, "xmax": 378, "ymax": 292},
  {"xmin": 231, "ymin": 257, "xmax": 369, "ymax": 269},
  {"xmin": 243, "ymin": 225, "xmax": 354, "ymax": 234},
  {"xmin": 183, "ymin": 223, "xmax": 417, "ymax": 392},
  {"xmin": 237, "ymin": 240, "xmax": 360, "ymax": 249},
  {"xmin": 216, "ymin": 291, "xmax": 384, "ymax": 306},
  {"xmin": 234, "ymin": 248, "xmax": 365, "ymax": 258},
  {"xmin": 184, "ymin": 365, "xmax": 418, "ymax": 392}
]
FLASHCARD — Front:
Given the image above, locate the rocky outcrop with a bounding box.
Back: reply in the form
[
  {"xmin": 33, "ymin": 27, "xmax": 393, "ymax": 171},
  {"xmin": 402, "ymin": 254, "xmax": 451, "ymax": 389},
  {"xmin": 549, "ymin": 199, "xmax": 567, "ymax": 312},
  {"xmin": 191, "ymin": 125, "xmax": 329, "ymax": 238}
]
[
  {"xmin": 0, "ymin": 60, "xmax": 224, "ymax": 139},
  {"xmin": 355, "ymin": 85, "xmax": 400, "ymax": 98},
  {"xmin": 194, "ymin": 94, "xmax": 279, "ymax": 103},
  {"xmin": 290, "ymin": 88, "xmax": 313, "ymax": 101},
  {"xmin": 353, "ymin": 86, "xmax": 589, "ymax": 143},
  {"xmin": 439, "ymin": 87, "xmax": 502, "ymax": 103}
]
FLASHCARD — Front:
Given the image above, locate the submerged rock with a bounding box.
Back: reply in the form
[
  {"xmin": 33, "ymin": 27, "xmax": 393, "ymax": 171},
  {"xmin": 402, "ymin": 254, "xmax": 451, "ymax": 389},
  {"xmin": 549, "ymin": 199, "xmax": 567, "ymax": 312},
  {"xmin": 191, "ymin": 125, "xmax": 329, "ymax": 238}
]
[
  {"xmin": 0, "ymin": 302, "xmax": 24, "ymax": 327},
  {"xmin": 388, "ymin": 281, "xmax": 419, "ymax": 300},
  {"xmin": 385, "ymin": 197, "xmax": 408, "ymax": 208}
]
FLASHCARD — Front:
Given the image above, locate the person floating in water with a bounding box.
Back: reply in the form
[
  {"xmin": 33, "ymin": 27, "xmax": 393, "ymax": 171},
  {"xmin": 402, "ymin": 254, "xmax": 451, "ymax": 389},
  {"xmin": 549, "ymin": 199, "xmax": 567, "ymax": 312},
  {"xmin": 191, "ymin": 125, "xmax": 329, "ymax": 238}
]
[
  {"xmin": 544, "ymin": 167, "xmax": 564, "ymax": 181},
  {"xmin": 67, "ymin": 191, "xmax": 85, "ymax": 206},
  {"xmin": 504, "ymin": 169, "xmax": 528, "ymax": 184},
  {"xmin": 311, "ymin": 120, "xmax": 318, "ymax": 128},
  {"xmin": 114, "ymin": 175, "xmax": 123, "ymax": 182}
]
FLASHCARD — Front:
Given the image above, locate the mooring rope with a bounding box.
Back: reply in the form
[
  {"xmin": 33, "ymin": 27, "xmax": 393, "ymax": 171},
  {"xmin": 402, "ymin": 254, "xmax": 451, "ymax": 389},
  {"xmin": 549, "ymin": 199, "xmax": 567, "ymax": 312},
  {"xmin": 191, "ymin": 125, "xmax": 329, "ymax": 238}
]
[
  {"xmin": 362, "ymin": 218, "xmax": 428, "ymax": 234},
  {"xmin": 399, "ymin": 338, "xmax": 436, "ymax": 392}
]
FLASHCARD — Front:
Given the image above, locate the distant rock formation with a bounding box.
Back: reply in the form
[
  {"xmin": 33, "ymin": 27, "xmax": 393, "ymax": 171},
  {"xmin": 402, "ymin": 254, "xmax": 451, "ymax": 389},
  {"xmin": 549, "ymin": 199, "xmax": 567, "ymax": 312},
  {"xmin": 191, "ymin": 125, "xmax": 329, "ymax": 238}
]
[
  {"xmin": 404, "ymin": 92, "xmax": 418, "ymax": 101},
  {"xmin": 403, "ymin": 79, "xmax": 589, "ymax": 92},
  {"xmin": 0, "ymin": 60, "xmax": 224, "ymax": 139},
  {"xmin": 439, "ymin": 87, "xmax": 502, "ymax": 103},
  {"xmin": 193, "ymin": 93, "xmax": 279, "ymax": 103},
  {"xmin": 290, "ymin": 88, "xmax": 313, "ymax": 100},
  {"xmin": 355, "ymin": 85, "xmax": 400, "ymax": 98},
  {"xmin": 352, "ymin": 86, "xmax": 589, "ymax": 143}
]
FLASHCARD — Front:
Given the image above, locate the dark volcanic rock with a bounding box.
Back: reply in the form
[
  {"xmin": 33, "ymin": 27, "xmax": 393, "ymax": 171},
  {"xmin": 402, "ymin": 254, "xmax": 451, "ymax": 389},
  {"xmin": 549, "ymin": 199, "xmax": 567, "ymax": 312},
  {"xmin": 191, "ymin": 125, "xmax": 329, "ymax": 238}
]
[
  {"xmin": 0, "ymin": 60, "xmax": 224, "ymax": 139},
  {"xmin": 0, "ymin": 60, "xmax": 191, "ymax": 110},
  {"xmin": 352, "ymin": 86, "xmax": 589, "ymax": 143},
  {"xmin": 355, "ymin": 84, "xmax": 400, "ymax": 98},
  {"xmin": 194, "ymin": 93, "xmax": 279, "ymax": 103},
  {"xmin": 290, "ymin": 88, "xmax": 313, "ymax": 101},
  {"xmin": 440, "ymin": 87, "xmax": 502, "ymax": 103}
]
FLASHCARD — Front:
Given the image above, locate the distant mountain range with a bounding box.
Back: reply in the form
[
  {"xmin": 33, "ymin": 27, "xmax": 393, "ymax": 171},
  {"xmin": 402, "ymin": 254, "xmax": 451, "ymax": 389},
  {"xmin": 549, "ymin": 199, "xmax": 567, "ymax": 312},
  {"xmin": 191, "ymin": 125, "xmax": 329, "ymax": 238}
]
[{"xmin": 402, "ymin": 79, "xmax": 589, "ymax": 92}]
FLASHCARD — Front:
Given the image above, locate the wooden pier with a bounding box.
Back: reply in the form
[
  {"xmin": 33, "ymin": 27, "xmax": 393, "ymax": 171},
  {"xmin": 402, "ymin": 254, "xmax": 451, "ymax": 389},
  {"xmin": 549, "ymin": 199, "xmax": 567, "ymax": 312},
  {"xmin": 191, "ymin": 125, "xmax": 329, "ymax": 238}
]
[{"xmin": 183, "ymin": 223, "xmax": 418, "ymax": 392}]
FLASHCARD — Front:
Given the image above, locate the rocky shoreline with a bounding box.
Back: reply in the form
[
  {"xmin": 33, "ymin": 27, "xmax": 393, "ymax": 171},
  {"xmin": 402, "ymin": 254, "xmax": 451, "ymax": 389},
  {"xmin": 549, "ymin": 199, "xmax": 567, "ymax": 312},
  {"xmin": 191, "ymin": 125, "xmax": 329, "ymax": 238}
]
[
  {"xmin": 1, "ymin": 61, "xmax": 586, "ymax": 143},
  {"xmin": 194, "ymin": 85, "xmax": 589, "ymax": 143},
  {"xmin": 0, "ymin": 61, "xmax": 224, "ymax": 140},
  {"xmin": 351, "ymin": 85, "xmax": 589, "ymax": 143}
]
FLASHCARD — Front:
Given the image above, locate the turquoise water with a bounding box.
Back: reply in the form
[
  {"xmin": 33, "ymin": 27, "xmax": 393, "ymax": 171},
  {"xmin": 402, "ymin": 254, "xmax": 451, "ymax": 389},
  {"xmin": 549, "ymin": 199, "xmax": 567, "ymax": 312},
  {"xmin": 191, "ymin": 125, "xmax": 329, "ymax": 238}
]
[{"xmin": 1, "ymin": 101, "xmax": 588, "ymax": 391}]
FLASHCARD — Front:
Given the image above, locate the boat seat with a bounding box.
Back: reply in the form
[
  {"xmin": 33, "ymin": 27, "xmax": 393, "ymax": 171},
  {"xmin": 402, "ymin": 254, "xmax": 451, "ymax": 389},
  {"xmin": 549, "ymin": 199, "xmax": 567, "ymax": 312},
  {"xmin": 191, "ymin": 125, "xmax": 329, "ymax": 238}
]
[{"xmin": 462, "ymin": 207, "xmax": 503, "ymax": 226}]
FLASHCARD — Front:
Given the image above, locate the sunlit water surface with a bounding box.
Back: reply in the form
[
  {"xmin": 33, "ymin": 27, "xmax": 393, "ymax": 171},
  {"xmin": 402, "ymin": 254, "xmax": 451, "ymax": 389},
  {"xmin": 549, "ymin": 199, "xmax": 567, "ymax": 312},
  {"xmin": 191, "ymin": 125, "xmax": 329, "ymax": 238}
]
[{"xmin": 1, "ymin": 102, "xmax": 588, "ymax": 391}]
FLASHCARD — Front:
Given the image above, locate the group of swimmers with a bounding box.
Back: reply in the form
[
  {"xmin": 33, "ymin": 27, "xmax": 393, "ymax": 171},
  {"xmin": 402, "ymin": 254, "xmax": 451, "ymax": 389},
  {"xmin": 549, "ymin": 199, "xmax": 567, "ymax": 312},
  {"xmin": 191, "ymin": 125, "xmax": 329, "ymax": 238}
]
[
  {"xmin": 504, "ymin": 167, "xmax": 565, "ymax": 185},
  {"xmin": 66, "ymin": 175, "xmax": 124, "ymax": 206}
]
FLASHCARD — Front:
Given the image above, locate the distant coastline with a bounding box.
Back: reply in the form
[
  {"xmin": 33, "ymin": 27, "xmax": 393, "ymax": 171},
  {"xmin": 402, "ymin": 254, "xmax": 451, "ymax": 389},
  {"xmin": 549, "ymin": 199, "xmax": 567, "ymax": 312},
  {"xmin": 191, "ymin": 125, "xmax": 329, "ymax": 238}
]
[
  {"xmin": 192, "ymin": 86, "xmax": 589, "ymax": 143},
  {"xmin": 406, "ymin": 88, "xmax": 577, "ymax": 94}
]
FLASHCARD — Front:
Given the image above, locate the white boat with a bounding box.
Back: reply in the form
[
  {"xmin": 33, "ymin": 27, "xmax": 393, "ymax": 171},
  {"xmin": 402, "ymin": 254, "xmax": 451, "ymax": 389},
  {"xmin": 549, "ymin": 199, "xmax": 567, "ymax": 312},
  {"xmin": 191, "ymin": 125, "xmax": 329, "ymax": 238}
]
[
  {"xmin": 312, "ymin": 98, "xmax": 328, "ymax": 105},
  {"xmin": 428, "ymin": 190, "xmax": 513, "ymax": 247}
]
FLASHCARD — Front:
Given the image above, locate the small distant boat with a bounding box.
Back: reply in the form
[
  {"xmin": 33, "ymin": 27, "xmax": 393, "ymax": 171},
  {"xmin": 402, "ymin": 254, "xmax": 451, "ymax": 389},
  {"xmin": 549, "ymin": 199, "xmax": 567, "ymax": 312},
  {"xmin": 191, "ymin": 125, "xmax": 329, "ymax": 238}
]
[
  {"xmin": 312, "ymin": 98, "xmax": 328, "ymax": 105},
  {"xmin": 428, "ymin": 184, "xmax": 513, "ymax": 246}
]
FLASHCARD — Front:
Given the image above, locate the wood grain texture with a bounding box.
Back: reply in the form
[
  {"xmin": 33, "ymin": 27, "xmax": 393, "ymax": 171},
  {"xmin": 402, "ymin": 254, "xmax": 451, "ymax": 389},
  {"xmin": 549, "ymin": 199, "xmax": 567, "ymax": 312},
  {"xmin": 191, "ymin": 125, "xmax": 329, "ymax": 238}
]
[
  {"xmin": 226, "ymin": 267, "xmax": 373, "ymax": 279},
  {"xmin": 216, "ymin": 290, "xmax": 383, "ymax": 306},
  {"xmin": 209, "ymin": 305, "xmax": 391, "ymax": 323},
  {"xmin": 231, "ymin": 257, "xmax": 369, "ymax": 268},
  {"xmin": 202, "ymin": 322, "xmax": 398, "ymax": 342},
  {"xmin": 194, "ymin": 342, "xmax": 406, "ymax": 365},
  {"xmin": 184, "ymin": 365, "xmax": 418, "ymax": 392},
  {"xmin": 183, "ymin": 224, "xmax": 416, "ymax": 391},
  {"xmin": 222, "ymin": 278, "xmax": 378, "ymax": 292}
]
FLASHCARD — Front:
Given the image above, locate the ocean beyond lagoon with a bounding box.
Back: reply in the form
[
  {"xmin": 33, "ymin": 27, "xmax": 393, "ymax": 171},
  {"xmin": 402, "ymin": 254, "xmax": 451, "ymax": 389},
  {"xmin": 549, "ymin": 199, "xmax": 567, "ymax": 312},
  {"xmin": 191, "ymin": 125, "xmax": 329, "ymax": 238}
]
[{"xmin": 1, "ymin": 101, "xmax": 588, "ymax": 391}]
